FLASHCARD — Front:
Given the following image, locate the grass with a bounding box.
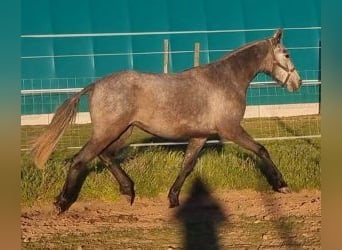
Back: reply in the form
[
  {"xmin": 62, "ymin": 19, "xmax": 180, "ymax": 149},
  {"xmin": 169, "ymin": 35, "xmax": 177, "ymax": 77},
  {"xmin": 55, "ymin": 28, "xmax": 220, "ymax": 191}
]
[
  {"xmin": 21, "ymin": 138, "xmax": 320, "ymax": 206},
  {"xmin": 21, "ymin": 115, "xmax": 320, "ymax": 205}
]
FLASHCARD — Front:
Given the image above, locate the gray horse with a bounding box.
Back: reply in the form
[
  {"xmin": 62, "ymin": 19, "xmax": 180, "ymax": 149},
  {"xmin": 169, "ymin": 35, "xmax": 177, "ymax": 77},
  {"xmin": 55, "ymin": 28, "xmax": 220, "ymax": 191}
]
[{"xmin": 31, "ymin": 29, "xmax": 302, "ymax": 213}]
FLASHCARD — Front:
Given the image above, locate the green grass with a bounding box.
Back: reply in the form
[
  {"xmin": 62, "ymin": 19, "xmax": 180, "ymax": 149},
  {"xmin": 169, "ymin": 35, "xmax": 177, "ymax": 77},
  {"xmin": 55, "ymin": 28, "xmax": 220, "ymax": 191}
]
[
  {"xmin": 21, "ymin": 137, "xmax": 320, "ymax": 206},
  {"xmin": 21, "ymin": 115, "xmax": 320, "ymax": 205}
]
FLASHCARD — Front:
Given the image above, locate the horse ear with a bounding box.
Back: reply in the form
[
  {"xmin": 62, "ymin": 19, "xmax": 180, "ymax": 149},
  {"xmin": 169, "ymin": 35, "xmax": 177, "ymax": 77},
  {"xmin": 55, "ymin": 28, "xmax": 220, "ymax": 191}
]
[{"xmin": 273, "ymin": 29, "xmax": 283, "ymax": 44}]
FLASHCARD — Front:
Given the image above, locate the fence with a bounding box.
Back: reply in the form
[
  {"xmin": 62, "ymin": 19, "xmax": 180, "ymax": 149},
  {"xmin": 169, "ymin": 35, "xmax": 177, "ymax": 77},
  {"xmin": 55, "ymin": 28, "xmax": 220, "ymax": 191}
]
[{"xmin": 21, "ymin": 37, "xmax": 321, "ymax": 150}]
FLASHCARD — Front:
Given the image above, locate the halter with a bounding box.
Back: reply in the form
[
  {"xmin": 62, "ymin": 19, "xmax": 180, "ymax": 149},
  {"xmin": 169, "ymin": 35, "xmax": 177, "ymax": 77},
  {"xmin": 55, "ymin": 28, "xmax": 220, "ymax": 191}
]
[{"xmin": 268, "ymin": 39, "xmax": 295, "ymax": 85}]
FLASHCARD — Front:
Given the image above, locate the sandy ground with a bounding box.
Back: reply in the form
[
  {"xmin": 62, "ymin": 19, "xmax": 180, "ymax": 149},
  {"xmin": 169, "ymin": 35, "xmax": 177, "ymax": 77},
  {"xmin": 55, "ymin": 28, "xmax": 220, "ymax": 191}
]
[{"xmin": 21, "ymin": 189, "xmax": 321, "ymax": 249}]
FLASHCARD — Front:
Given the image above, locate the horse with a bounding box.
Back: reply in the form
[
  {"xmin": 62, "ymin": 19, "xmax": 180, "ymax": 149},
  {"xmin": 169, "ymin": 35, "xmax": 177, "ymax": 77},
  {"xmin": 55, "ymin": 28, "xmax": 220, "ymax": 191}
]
[{"xmin": 31, "ymin": 29, "xmax": 302, "ymax": 213}]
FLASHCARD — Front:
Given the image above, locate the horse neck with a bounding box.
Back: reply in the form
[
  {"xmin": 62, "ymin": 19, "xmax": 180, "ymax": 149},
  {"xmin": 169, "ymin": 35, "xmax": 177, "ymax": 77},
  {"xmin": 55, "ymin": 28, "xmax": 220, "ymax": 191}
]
[{"xmin": 206, "ymin": 41, "xmax": 270, "ymax": 92}]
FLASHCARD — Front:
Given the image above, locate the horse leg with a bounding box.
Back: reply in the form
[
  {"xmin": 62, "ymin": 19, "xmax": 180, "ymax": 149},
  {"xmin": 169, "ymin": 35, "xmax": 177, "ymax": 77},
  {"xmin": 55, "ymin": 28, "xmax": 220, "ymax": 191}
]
[
  {"xmin": 168, "ymin": 137, "xmax": 207, "ymax": 208},
  {"xmin": 98, "ymin": 127, "xmax": 135, "ymax": 205},
  {"xmin": 218, "ymin": 124, "xmax": 290, "ymax": 193},
  {"xmin": 54, "ymin": 126, "xmax": 129, "ymax": 214}
]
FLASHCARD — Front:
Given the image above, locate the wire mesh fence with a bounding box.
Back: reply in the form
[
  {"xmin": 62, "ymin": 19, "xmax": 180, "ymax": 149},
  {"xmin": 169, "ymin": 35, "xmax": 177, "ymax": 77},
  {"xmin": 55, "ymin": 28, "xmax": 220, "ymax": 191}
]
[
  {"xmin": 20, "ymin": 72, "xmax": 321, "ymax": 151},
  {"xmin": 21, "ymin": 32, "xmax": 321, "ymax": 150},
  {"xmin": 21, "ymin": 115, "xmax": 321, "ymax": 151}
]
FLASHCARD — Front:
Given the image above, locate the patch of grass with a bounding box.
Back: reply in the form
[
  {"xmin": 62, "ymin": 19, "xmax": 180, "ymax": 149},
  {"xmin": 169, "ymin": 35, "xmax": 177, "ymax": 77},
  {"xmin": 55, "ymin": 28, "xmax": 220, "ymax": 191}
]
[
  {"xmin": 21, "ymin": 115, "xmax": 320, "ymax": 205},
  {"xmin": 123, "ymin": 147, "xmax": 183, "ymax": 197},
  {"xmin": 21, "ymin": 137, "xmax": 320, "ymax": 206}
]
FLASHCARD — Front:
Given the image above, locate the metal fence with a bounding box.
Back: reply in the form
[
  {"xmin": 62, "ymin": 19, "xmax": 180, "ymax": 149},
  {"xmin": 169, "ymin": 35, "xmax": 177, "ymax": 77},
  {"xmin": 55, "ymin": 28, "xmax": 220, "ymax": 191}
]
[
  {"xmin": 21, "ymin": 37, "xmax": 321, "ymax": 150},
  {"xmin": 21, "ymin": 78, "xmax": 321, "ymax": 151}
]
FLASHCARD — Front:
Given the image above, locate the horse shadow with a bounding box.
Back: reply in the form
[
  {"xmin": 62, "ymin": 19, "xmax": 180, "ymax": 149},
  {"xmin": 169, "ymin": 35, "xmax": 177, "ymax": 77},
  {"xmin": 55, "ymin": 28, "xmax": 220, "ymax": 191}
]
[{"xmin": 174, "ymin": 177, "xmax": 227, "ymax": 250}]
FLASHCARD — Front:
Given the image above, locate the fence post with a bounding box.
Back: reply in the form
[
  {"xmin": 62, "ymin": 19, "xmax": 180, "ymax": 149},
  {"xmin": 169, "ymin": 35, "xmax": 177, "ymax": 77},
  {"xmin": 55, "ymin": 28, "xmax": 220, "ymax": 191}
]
[
  {"xmin": 194, "ymin": 42, "xmax": 200, "ymax": 67},
  {"xmin": 163, "ymin": 39, "xmax": 169, "ymax": 74}
]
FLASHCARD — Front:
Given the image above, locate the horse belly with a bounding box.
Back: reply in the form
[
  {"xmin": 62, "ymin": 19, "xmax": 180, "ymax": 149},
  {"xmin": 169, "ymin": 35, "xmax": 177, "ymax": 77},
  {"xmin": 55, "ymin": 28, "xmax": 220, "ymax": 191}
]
[{"xmin": 133, "ymin": 113, "xmax": 215, "ymax": 139}]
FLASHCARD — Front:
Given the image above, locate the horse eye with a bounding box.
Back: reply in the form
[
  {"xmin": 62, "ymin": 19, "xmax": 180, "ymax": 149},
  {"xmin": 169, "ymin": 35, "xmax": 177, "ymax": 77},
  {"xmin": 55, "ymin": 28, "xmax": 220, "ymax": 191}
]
[{"xmin": 285, "ymin": 54, "xmax": 290, "ymax": 58}]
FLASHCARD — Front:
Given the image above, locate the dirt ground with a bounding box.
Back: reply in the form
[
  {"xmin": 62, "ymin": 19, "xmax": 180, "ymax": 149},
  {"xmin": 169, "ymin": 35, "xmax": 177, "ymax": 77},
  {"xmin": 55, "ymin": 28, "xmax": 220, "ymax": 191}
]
[{"xmin": 21, "ymin": 189, "xmax": 321, "ymax": 249}]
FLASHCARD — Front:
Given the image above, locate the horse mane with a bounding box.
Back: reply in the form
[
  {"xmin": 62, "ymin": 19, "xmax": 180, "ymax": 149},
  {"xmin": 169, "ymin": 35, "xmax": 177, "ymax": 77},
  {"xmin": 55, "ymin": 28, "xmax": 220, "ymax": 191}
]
[
  {"xmin": 182, "ymin": 39, "xmax": 271, "ymax": 74},
  {"xmin": 219, "ymin": 39, "xmax": 269, "ymax": 61}
]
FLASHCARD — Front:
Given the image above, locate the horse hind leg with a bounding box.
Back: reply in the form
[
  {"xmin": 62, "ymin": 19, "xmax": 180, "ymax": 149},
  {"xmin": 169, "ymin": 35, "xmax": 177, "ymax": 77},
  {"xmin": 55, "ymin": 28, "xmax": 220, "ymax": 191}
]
[
  {"xmin": 54, "ymin": 124, "xmax": 130, "ymax": 214},
  {"xmin": 168, "ymin": 137, "xmax": 207, "ymax": 208},
  {"xmin": 98, "ymin": 126, "xmax": 135, "ymax": 205}
]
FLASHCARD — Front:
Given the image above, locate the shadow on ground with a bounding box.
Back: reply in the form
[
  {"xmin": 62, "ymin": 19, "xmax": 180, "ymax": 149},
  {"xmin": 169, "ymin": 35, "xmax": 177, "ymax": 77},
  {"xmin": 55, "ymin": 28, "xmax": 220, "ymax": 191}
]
[{"xmin": 174, "ymin": 177, "xmax": 227, "ymax": 250}]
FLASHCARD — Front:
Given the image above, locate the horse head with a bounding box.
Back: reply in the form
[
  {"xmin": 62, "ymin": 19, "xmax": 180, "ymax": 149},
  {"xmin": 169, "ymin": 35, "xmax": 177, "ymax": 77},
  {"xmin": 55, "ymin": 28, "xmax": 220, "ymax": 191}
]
[{"xmin": 266, "ymin": 29, "xmax": 302, "ymax": 92}]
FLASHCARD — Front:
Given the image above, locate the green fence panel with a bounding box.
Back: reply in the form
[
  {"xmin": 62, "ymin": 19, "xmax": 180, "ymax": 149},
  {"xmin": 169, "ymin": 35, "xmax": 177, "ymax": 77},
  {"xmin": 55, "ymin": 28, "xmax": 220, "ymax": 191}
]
[{"xmin": 21, "ymin": 0, "xmax": 321, "ymax": 115}]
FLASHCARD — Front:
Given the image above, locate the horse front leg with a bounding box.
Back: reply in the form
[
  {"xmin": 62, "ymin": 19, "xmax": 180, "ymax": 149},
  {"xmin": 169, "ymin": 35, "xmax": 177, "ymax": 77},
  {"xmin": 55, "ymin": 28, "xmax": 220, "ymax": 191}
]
[
  {"xmin": 218, "ymin": 124, "xmax": 290, "ymax": 193},
  {"xmin": 168, "ymin": 137, "xmax": 207, "ymax": 208}
]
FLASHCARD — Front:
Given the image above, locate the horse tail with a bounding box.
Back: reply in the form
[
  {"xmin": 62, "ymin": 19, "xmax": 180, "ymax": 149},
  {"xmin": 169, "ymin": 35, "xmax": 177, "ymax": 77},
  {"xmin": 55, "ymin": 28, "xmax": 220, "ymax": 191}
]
[{"xmin": 31, "ymin": 84, "xmax": 94, "ymax": 169}]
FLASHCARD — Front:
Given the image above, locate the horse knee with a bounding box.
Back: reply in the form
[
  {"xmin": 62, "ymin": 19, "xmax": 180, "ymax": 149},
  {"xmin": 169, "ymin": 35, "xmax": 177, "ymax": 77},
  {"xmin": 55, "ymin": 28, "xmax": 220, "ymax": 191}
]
[{"xmin": 257, "ymin": 145, "xmax": 270, "ymax": 159}]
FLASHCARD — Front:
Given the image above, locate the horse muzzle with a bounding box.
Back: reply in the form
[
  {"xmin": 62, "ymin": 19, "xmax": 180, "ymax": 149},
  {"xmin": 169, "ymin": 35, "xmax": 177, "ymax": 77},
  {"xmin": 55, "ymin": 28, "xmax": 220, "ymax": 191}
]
[{"xmin": 286, "ymin": 79, "xmax": 302, "ymax": 92}]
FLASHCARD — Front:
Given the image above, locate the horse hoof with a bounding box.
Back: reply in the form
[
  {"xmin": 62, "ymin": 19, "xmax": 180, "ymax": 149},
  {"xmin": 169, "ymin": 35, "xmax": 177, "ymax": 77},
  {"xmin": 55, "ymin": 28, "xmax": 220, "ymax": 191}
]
[
  {"xmin": 54, "ymin": 196, "xmax": 72, "ymax": 214},
  {"xmin": 54, "ymin": 201, "xmax": 66, "ymax": 215},
  {"xmin": 168, "ymin": 197, "xmax": 180, "ymax": 208},
  {"xmin": 277, "ymin": 186, "xmax": 291, "ymax": 194},
  {"xmin": 123, "ymin": 193, "xmax": 135, "ymax": 205},
  {"xmin": 120, "ymin": 185, "xmax": 135, "ymax": 205},
  {"xmin": 169, "ymin": 202, "xmax": 179, "ymax": 208},
  {"xmin": 120, "ymin": 188, "xmax": 135, "ymax": 205}
]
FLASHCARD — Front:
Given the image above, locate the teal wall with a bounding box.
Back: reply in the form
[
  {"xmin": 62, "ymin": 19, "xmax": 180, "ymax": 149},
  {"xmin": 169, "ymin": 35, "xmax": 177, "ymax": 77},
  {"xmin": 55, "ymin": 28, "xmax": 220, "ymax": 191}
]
[{"xmin": 21, "ymin": 0, "xmax": 321, "ymax": 115}]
